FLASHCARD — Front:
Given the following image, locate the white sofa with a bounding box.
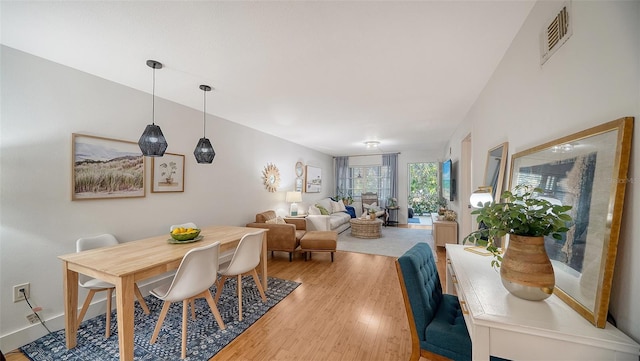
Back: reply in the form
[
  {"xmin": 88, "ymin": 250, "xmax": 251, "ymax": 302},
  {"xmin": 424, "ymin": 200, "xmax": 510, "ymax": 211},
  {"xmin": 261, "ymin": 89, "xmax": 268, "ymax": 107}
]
[{"xmin": 306, "ymin": 198, "xmax": 356, "ymax": 233}]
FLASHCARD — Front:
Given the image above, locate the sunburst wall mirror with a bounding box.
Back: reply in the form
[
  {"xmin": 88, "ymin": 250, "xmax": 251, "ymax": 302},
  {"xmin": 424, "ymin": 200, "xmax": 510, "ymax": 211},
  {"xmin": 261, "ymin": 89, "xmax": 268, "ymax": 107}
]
[{"xmin": 262, "ymin": 163, "xmax": 280, "ymax": 192}]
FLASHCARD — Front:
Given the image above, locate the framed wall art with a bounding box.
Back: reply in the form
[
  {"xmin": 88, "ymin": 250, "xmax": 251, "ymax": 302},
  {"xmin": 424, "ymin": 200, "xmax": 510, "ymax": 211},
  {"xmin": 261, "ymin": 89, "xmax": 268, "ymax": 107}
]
[
  {"xmin": 72, "ymin": 133, "xmax": 145, "ymax": 200},
  {"xmin": 151, "ymin": 153, "xmax": 185, "ymax": 193},
  {"xmin": 508, "ymin": 117, "xmax": 633, "ymax": 327},
  {"xmin": 305, "ymin": 165, "xmax": 322, "ymax": 193},
  {"xmin": 295, "ymin": 177, "xmax": 303, "ymax": 192}
]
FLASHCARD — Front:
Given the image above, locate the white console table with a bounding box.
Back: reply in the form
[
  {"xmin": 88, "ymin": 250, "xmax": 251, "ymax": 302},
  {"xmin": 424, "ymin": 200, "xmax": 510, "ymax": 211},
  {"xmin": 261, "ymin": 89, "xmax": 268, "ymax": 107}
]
[{"xmin": 445, "ymin": 244, "xmax": 640, "ymax": 361}]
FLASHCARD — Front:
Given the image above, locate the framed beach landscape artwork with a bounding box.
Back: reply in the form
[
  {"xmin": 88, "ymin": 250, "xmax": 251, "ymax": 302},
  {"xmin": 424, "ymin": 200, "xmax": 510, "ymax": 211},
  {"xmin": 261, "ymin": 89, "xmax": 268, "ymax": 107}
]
[
  {"xmin": 509, "ymin": 117, "xmax": 633, "ymax": 328},
  {"xmin": 72, "ymin": 133, "xmax": 145, "ymax": 200},
  {"xmin": 151, "ymin": 153, "xmax": 185, "ymax": 193}
]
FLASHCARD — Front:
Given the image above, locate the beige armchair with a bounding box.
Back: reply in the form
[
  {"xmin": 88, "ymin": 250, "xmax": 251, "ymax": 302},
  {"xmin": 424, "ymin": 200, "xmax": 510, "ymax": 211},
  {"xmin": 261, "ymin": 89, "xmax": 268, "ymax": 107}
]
[{"xmin": 246, "ymin": 210, "xmax": 306, "ymax": 262}]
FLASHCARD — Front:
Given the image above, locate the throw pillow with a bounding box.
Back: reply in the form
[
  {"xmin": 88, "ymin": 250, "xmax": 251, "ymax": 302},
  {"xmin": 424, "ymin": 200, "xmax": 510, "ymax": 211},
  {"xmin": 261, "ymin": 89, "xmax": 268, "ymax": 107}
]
[
  {"xmin": 308, "ymin": 205, "xmax": 321, "ymax": 215},
  {"xmin": 363, "ymin": 202, "xmax": 377, "ymax": 210},
  {"xmin": 265, "ymin": 216, "xmax": 286, "ymax": 224},
  {"xmin": 331, "ymin": 200, "xmax": 344, "ymax": 213},
  {"xmin": 315, "ymin": 204, "xmax": 330, "ymax": 215},
  {"xmin": 335, "ymin": 200, "xmax": 347, "ymax": 212},
  {"xmin": 317, "ymin": 198, "xmax": 333, "ymax": 214}
]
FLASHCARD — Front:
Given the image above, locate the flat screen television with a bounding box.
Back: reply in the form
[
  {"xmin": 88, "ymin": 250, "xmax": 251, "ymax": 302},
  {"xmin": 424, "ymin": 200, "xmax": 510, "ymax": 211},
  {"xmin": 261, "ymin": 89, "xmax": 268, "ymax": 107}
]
[{"xmin": 442, "ymin": 159, "xmax": 455, "ymax": 202}]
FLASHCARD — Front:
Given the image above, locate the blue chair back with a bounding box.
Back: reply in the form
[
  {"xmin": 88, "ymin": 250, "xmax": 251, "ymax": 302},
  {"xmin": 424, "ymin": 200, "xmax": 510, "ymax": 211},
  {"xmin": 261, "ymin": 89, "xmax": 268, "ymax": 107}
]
[{"xmin": 397, "ymin": 243, "xmax": 442, "ymax": 343}]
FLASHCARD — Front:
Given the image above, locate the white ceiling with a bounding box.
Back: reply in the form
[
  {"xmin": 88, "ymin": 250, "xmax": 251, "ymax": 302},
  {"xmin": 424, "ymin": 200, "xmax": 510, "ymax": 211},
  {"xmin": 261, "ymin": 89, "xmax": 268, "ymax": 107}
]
[{"xmin": 1, "ymin": 1, "xmax": 534, "ymax": 156}]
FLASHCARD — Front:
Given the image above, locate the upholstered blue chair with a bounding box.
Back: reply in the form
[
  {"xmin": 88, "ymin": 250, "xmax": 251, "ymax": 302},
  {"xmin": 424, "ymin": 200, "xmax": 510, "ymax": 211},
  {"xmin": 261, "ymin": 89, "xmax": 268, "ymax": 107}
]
[{"xmin": 396, "ymin": 243, "xmax": 471, "ymax": 361}]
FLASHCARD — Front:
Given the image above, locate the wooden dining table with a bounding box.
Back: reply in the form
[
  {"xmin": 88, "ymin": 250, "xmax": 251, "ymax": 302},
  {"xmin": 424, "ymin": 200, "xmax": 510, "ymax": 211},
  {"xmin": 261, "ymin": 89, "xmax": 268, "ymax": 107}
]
[{"xmin": 58, "ymin": 225, "xmax": 268, "ymax": 361}]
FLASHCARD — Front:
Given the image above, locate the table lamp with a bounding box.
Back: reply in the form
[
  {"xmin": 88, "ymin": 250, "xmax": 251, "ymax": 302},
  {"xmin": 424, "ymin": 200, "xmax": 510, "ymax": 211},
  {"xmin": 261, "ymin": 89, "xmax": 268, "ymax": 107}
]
[
  {"xmin": 470, "ymin": 186, "xmax": 493, "ymax": 208},
  {"xmin": 286, "ymin": 191, "xmax": 303, "ymax": 216}
]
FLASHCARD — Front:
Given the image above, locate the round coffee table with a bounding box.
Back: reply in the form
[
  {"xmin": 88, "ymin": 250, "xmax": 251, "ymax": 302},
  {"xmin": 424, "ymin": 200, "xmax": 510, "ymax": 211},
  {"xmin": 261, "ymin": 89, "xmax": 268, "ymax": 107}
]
[{"xmin": 350, "ymin": 218, "xmax": 383, "ymax": 239}]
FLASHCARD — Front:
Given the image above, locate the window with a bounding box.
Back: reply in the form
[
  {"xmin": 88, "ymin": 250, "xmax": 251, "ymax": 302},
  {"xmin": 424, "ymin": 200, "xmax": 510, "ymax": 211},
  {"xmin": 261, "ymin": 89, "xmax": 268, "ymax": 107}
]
[
  {"xmin": 347, "ymin": 165, "xmax": 390, "ymax": 200},
  {"xmin": 407, "ymin": 162, "xmax": 439, "ymax": 215}
]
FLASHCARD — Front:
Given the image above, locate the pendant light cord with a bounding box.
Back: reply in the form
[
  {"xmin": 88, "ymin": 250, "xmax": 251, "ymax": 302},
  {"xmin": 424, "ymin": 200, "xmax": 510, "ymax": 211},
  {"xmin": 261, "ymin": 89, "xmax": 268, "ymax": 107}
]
[
  {"xmin": 151, "ymin": 66, "xmax": 156, "ymax": 126},
  {"xmin": 202, "ymin": 89, "xmax": 207, "ymax": 137}
]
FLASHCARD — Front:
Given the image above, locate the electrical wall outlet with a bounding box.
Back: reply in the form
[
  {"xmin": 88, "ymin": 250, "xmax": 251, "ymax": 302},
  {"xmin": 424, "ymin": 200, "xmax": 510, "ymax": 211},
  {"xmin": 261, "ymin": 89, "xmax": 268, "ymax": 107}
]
[
  {"xmin": 26, "ymin": 313, "xmax": 39, "ymax": 324},
  {"xmin": 13, "ymin": 283, "xmax": 30, "ymax": 302}
]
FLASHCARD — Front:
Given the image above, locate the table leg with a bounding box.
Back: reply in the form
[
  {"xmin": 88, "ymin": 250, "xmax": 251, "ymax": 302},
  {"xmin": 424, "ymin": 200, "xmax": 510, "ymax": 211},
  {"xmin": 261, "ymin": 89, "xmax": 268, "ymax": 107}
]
[
  {"xmin": 472, "ymin": 324, "xmax": 491, "ymax": 361},
  {"xmin": 115, "ymin": 275, "xmax": 136, "ymax": 361},
  {"xmin": 261, "ymin": 232, "xmax": 268, "ymax": 290},
  {"xmin": 63, "ymin": 262, "xmax": 78, "ymax": 349}
]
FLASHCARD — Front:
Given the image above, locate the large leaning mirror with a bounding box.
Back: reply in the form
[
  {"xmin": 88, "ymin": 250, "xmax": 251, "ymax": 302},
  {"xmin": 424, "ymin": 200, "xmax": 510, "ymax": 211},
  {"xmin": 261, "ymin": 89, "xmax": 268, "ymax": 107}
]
[
  {"xmin": 508, "ymin": 117, "xmax": 633, "ymax": 327},
  {"xmin": 483, "ymin": 142, "xmax": 508, "ymax": 203}
]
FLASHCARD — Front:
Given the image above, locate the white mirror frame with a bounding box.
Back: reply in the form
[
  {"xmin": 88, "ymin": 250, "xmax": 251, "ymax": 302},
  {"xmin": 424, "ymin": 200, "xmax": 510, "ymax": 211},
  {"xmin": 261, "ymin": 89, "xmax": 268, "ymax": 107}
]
[{"xmin": 483, "ymin": 142, "xmax": 508, "ymax": 203}]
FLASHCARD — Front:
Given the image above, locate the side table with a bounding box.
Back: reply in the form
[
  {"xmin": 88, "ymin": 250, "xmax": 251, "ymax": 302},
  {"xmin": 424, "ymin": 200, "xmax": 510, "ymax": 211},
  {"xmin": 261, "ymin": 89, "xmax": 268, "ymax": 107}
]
[
  {"xmin": 385, "ymin": 206, "xmax": 399, "ymax": 227},
  {"xmin": 285, "ymin": 214, "xmax": 307, "ymax": 219},
  {"xmin": 431, "ymin": 212, "xmax": 458, "ymax": 247}
]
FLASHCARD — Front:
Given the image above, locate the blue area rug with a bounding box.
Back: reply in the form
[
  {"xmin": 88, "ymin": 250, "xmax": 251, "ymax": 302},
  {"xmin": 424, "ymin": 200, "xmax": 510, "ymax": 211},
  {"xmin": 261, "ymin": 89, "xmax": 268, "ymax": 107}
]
[
  {"xmin": 407, "ymin": 217, "xmax": 420, "ymax": 224},
  {"xmin": 21, "ymin": 277, "xmax": 300, "ymax": 360}
]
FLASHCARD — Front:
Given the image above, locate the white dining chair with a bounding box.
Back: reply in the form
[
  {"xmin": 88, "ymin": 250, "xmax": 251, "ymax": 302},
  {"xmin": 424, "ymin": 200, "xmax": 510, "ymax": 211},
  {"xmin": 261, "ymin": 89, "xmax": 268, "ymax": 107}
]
[
  {"xmin": 169, "ymin": 222, "xmax": 200, "ymax": 319},
  {"xmin": 76, "ymin": 234, "xmax": 150, "ymax": 338},
  {"xmin": 149, "ymin": 241, "xmax": 226, "ymax": 359},
  {"xmin": 214, "ymin": 231, "xmax": 267, "ymax": 321}
]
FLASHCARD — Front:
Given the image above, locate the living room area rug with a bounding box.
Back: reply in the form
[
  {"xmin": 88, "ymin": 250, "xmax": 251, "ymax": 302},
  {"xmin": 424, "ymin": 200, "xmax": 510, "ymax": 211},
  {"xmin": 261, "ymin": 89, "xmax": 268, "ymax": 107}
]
[
  {"xmin": 337, "ymin": 227, "xmax": 436, "ymax": 260},
  {"xmin": 20, "ymin": 277, "xmax": 300, "ymax": 361}
]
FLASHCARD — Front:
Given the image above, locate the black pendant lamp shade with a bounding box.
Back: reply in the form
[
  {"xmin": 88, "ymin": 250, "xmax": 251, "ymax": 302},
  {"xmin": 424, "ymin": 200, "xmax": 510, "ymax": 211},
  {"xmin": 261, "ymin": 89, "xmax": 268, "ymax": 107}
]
[
  {"xmin": 138, "ymin": 60, "xmax": 168, "ymax": 157},
  {"xmin": 194, "ymin": 85, "xmax": 216, "ymax": 164}
]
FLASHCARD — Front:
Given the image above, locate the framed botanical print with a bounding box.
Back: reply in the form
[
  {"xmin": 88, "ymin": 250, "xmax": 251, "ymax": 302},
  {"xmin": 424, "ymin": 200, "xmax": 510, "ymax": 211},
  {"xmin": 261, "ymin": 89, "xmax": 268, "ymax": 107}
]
[
  {"xmin": 295, "ymin": 177, "xmax": 303, "ymax": 192},
  {"xmin": 72, "ymin": 133, "xmax": 145, "ymax": 200},
  {"xmin": 151, "ymin": 153, "xmax": 185, "ymax": 193}
]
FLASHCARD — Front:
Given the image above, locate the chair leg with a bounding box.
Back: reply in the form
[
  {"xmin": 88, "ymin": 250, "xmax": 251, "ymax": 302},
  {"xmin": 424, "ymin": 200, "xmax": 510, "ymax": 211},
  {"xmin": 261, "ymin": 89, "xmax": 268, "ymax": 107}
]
[
  {"xmin": 150, "ymin": 301, "xmax": 172, "ymax": 344},
  {"xmin": 203, "ymin": 290, "xmax": 226, "ymax": 330},
  {"xmin": 105, "ymin": 288, "xmax": 112, "ymax": 338},
  {"xmin": 214, "ymin": 276, "xmax": 228, "ymax": 303},
  {"xmin": 237, "ymin": 274, "xmax": 243, "ymax": 321},
  {"xmin": 331, "ymin": 252, "xmax": 334, "ymax": 262},
  {"xmin": 77, "ymin": 289, "xmax": 98, "ymax": 325},
  {"xmin": 133, "ymin": 284, "xmax": 150, "ymax": 315},
  {"xmin": 251, "ymin": 269, "xmax": 267, "ymax": 302},
  {"xmin": 181, "ymin": 299, "xmax": 188, "ymax": 359},
  {"xmin": 190, "ymin": 300, "xmax": 196, "ymax": 320},
  {"xmin": 289, "ymin": 252, "xmax": 293, "ymax": 262}
]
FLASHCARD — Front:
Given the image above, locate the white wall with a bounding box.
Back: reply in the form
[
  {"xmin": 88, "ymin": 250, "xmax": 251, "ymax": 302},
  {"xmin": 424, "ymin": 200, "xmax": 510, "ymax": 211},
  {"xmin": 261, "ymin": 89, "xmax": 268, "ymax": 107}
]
[
  {"xmin": 0, "ymin": 46, "xmax": 334, "ymax": 350},
  {"xmin": 448, "ymin": 1, "xmax": 640, "ymax": 342}
]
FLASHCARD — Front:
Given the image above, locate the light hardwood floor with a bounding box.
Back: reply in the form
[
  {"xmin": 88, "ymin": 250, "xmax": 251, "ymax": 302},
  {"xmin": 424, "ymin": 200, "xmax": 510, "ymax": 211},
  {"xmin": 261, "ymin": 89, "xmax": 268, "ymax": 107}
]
[{"xmin": 6, "ymin": 223, "xmax": 445, "ymax": 361}]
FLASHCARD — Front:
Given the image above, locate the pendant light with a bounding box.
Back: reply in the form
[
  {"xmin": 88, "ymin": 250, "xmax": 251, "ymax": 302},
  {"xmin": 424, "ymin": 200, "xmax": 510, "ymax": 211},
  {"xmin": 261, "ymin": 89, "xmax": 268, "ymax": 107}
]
[
  {"xmin": 138, "ymin": 60, "xmax": 168, "ymax": 157},
  {"xmin": 193, "ymin": 84, "xmax": 216, "ymax": 164}
]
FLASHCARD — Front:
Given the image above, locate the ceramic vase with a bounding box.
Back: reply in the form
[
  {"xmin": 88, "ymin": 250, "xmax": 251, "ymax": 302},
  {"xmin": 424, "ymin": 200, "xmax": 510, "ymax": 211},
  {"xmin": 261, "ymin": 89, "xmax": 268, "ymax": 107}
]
[{"xmin": 500, "ymin": 234, "xmax": 555, "ymax": 301}]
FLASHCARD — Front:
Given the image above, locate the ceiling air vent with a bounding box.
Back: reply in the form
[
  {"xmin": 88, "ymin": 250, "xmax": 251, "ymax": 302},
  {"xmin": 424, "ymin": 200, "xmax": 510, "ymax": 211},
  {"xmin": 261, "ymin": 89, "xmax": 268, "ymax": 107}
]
[{"xmin": 540, "ymin": 2, "xmax": 572, "ymax": 65}]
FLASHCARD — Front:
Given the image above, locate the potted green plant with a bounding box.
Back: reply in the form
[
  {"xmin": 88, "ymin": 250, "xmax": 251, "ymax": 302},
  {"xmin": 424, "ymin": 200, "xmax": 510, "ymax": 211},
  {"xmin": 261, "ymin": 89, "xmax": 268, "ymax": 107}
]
[
  {"xmin": 464, "ymin": 185, "xmax": 573, "ymax": 301},
  {"xmin": 336, "ymin": 190, "xmax": 353, "ymax": 205}
]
